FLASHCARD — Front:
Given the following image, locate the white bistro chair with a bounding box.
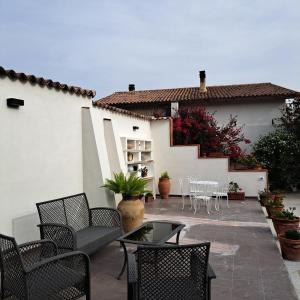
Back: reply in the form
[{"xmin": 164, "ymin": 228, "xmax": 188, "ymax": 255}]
[{"xmin": 213, "ymin": 183, "xmax": 229, "ymax": 209}]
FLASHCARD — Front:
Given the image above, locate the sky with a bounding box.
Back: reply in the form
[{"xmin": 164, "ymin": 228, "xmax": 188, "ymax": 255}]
[{"xmin": 0, "ymin": 0, "xmax": 300, "ymax": 99}]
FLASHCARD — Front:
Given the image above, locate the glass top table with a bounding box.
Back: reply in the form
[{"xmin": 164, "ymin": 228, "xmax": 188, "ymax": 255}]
[{"xmin": 116, "ymin": 221, "xmax": 185, "ymax": 279}]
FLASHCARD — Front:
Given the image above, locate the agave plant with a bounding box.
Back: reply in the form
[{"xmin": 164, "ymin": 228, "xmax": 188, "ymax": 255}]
[{"xmin": 103, "ymin": 172, "xmax": 149, "ymax": 199}]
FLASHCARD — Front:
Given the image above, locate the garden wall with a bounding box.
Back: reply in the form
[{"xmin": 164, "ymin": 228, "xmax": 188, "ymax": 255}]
[{"xmin": 151, "ymin": 119, "xmax": 267, "ymax": 197}]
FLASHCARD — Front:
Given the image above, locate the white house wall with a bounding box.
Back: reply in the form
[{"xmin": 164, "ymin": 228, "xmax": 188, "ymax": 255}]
[
  {"xmin": 184, "ymin": 100, "xmax": 283, "ymax": 148},
  {"xmin": 151, "ymin": 119, "xmax": 267, "ymax": 197}
]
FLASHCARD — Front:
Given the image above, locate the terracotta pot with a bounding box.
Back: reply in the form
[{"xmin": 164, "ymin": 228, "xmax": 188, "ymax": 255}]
[
  {"xmin": 117, "ymin": 196, "xmax": 144, "ymax": 233},
  {"xmin": 272, "ymin": 217, "xmax": 300, "ymax": 236},
  {"xmin": 234, "ymin": 163, "xmax": 248, "ymax": 170},
  {"xmin": 278, "ymin": 234, "xmax": 300, "ymax": 261},
  {"xmin": 265, "ymin": 205, "xmax": 284, "ymax": 218},
  {"xmin": 158, "ymin": 178, "xmax": 170, "ymax": 199},
  {"xmin": 228, "ymin": 192, "xmax": 245, "ymax": 200}
]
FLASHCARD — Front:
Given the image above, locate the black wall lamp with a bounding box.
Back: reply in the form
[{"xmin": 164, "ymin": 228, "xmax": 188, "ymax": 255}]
[
  {"xmin": 7, "ymin": 98, "xmax": 24, "ymax": 108},
  {"xmin": 133, "ymin": 126, "xmax": 139, "ymax": 131}
]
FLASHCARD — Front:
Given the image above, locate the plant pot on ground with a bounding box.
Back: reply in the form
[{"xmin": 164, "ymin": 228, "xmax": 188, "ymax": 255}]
[
  {"xmin": 158, "ymin": 171, "xmax": 171, "ymax": 199},
  {"xmin": 278, "ymin": 230, "xmax": 300, "ymax": 261},
  {"xmin": 258, "ymin": 191, "xmax": 272, "ymax": 207},
  {"xmin": 102, "ymin": 172, "xmax": 149, "ymax": 233},
  {"xmin": 145, "ymin": 192, "xmax": 154, "ymax": 203},
  {"xmin": 272, "ymin": 207, "xmax": 300, "ymax": 236},
  {"xmin": 265, "ymin": 195, "xmax": 284, "ymax": 218},
  {"xmin": 227, "ymin": 181, "xmax": 245, "ymax": 200}
]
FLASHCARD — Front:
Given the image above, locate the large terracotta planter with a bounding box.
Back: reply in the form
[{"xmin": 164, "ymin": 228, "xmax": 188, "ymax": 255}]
[
  {"xmin": 228, "ymin": 192, "xmax": 245, "ymax": 200},
  {"xmin": 278, "ymin": 234, "xmax": 300, "ymax": 261},
  {"xmin": 158, "ymin": 178, "xmax": 170, "ymax": 199},
  {"xmin": 117, "ymin": 196, "xmax": 144, "ymax": 233},
  {"xmin": 272, "ymin": 217, "xmax": 300, "ymax": 236},
  {"xmin": 209, "ymin": 151, "xmax": 225, "ymax": 158},
  {"xmin": 265, "ymin": 205, "xmax": 284, "ymax": 218}
]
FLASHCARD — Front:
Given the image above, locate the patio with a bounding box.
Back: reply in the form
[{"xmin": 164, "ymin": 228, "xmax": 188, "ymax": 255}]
[{"xmin": 84, "ymin": 197, "xmax": 298, "ymax": 300}]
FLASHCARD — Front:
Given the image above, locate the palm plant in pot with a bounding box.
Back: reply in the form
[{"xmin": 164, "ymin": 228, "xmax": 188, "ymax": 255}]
[
  {"xmin": 158, "ymin": 171, "xmax": 171, "ymax": 199},
  {"xmin": 278, "ymin": 230, "xmax": 300, "ymax": 261},
  {"xmin": 272, "ymin": 207, "xmax": 300, "ymax": 236},
  {"xmin": 103, "ymin": 172, "xmax": 149, "ymax": 233}
]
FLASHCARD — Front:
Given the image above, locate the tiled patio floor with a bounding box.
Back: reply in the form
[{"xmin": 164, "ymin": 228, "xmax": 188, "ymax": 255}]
[{"xmin": 85, "ymin": 198, "xmax": 298, "ymax": 300}]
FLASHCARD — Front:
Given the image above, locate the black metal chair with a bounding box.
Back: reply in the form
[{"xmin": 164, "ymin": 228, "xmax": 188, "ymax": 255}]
[
  {"xmin": 36, "ymin": 193, "xmax": 122, "ymax": 255},
  {"xmin": 0, "ymin": 234, "xmax": 90, "ymax": 300},
  {"xmin": 127, "ymin": 243, "xmax": 216, "ymax": 300}
]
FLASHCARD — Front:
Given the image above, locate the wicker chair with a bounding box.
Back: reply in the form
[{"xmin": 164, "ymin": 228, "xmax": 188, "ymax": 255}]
[
  {"xmin": 0, "ymin": 233, "xmax": 90, "ymax": 300},
  {"xmin": 36, "ymin": 193, "xmax": 122, "ymax": 255},
  {"xmin": 127, "ymin": 243, "xmax": 216, "ymax": 300}
]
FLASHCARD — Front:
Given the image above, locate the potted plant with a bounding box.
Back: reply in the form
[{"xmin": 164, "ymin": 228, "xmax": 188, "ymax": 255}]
[
  {"xmin": 103, "ymin": 172, "xmax": 149, "ymax": 233},
  {"xmin": 265, "ymin": 196, "xmax": 284, "ymax": 218},
  {"xmin": 140, "ymin": 167, "xmax": 148, "ymax": 178},
  {"xmin": 272, "ymin": 207, "xmax": 300, "ymax": 236},
  {"xmin": 158, "ymin": 171, "xmax": 171, "ymax": 199},
  {"xmin": 145, "ymin": 192, "xmax": 154, "ymax": 203},
  {"xmin": 278, "ymin": 230, "xmax": 300, "ymax": 261},
  {"xmin": 228, "ymin": 181, "xmax": 245, "ymax": 200},
  {"xmin": 234, "ymin": 154, "xmax": 260, "ymax": 170},
  {"xmin": 258, "ymin": 190, "xmax": 272, "ymax": 207}
]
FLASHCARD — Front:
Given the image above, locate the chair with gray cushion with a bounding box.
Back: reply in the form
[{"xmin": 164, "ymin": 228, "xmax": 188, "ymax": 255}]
[
  {"xmin": 127, "ymin": 243, "xmax": 216, "ymax": 300},
  {"xmin": 36, "ymin": 193, "xmax": 122, "ymax": 255},
  {"xmin": 0, "ymin": 233, "xmax": 90, "ymax": 300}
]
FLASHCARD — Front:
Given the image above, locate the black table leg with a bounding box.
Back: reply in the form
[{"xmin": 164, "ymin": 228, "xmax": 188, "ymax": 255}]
[
  {"xmin": 176, "ymin": 230, "xmax": 182, "ymax": 244},
  {"xmin": 117, "ymin": 241, "xmax": 127, "ymax": 280}
]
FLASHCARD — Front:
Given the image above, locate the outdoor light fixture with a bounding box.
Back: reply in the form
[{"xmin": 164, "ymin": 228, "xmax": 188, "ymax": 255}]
[
  {"xmin": 133, "ymin": 126, "xmax": 139, "ymax": 131},
  {"xmin": 7, "ymin": 98, "xmax": 24, "ymax": 108}
]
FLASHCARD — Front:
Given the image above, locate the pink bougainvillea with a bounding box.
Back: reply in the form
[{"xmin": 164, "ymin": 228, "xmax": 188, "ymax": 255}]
[{"xmin": 173, "ymin": 107, "xmax": 251, "ymax": 158}]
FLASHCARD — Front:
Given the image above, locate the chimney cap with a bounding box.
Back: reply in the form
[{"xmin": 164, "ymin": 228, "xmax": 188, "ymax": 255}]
[
  {"xmin": 128, "ymin": 84, "xmax": 135, "ymax": 91},
  {"xmin": 199, "ymin": 70, "xmax": 206, "ymax": 79}
]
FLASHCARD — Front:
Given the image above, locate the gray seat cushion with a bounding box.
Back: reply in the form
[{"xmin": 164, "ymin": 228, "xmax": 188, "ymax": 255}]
[{"xmin": 76, "ymin": 226, "xmax": 121, "ymax": 255}]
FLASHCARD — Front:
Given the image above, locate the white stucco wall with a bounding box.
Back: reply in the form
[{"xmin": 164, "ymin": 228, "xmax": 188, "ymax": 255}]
[
  {"xmin": 151, "ymin": 119, "xmax": 267, "ymax": 197},
  {"xmin": 0, "ymin": 77, "xmax": 152, "ymax": 242},
  {"xmin": 0, "ymin": 77, "xmax": 92, "ymax": 241}
]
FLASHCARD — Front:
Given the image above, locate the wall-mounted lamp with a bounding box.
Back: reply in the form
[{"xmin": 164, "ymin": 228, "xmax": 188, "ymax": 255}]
[
  {"xmin": 133, "ymin": 126, "xmax": 139, "ymax": 131},
  {"xmin": 7, "ymin": 98, "xmax": 24, "ymax": 108}
]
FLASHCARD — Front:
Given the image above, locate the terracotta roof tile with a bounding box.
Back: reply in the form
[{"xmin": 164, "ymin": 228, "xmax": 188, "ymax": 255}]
[
  {"xmin": 0, "ymin": 66, "xmax": 96, "ymax": 98},
  {"xmin": 93, "ymin": 102, "xmax": 151, "ymax": 120},
  {"xmin": 97, "ymin": 83, "xmax": 299, "ymax": 105}
]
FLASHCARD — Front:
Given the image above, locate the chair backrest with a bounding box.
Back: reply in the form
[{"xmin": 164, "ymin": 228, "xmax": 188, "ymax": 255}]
[
  {"xmin": 136, "ymin": 243, "xmax": 210, "ymax": 300},
  {"xmin": 0, "ymin": 234, "xmax": 25, "ymax": 299},
  {"xmin": 36, "ymin": 193, "xmax": 90, "ymax": 231}
]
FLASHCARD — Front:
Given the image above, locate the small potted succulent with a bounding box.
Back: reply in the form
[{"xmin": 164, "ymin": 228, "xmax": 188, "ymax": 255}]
[
  {"xmin": 278, "ymin": 230, "xmax": 300, "ymax": 261},
  {"xmin": 265, "ymin": 195, "xmax": 284, "ymax": 218},
  {"xmin": 144, "ymin": 192, "xmax": 154, "ymax": 203},
  {"xmin": 228, "ymin": 181, "xmax": 245, "ymax": 200},
  {"xmin": 272, "ymin": 207, "xmax": 300, "ymax": 236},
  {"xmin": 158, "ymin": 171, "xmax": 171, "ymax": 199}
]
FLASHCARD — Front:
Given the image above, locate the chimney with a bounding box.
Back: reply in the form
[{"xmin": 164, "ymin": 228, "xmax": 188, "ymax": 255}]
[
  {"xmin": 199, "ymin": 70, "xmax": 207, "ymax": 93},
  {"xmin": 128, "ymin": 84, "xmax": 135, "ymax": 92}
]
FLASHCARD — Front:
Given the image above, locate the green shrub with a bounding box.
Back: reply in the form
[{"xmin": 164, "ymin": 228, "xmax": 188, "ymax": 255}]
[{"xmin": 253, "ymin": 130, "xmax": 300, "ymax": 190}]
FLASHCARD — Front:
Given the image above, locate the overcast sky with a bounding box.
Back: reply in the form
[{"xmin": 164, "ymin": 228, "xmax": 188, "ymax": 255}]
[{"xmin": 0, "ymin": 0, "xmax": 299, "ymax": 98}]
